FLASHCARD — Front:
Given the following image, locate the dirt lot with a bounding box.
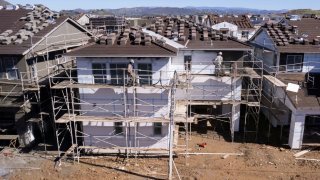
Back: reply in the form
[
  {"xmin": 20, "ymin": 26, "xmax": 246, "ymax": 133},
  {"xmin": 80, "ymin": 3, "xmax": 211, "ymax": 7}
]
[{"xmin": 1, "ymin": 133, "xmax": 320, "ymax": 180}]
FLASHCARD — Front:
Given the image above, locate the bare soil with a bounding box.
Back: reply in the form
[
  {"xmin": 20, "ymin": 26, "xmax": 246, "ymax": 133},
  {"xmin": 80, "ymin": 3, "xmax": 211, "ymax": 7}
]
[{"xmin": 2, "ymin": 133, "xmax": 320, "ymax": 180}]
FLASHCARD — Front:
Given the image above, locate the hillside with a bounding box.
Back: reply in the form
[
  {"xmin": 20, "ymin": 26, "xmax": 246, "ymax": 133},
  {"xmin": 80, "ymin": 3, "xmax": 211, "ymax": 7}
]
[
  {"xmin": 288, "ymin": 9, "xmax": 320, "ymax": 15},
  {"xmin": 60, "ymin": 6, "xmax": 287, "ymax": 17},
  {"xmin": 0, "ymin": 0, "xmax": 11, "ymax": 6}
]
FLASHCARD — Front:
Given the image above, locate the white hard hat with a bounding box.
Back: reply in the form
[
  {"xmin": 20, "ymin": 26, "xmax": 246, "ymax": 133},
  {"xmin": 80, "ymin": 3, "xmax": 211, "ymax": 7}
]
[
  {"xmin": 218, "ymin": 52, "xmax": 223, "ymax": 55},
  {"xmin": 130, "ymin": 59, "xmax": 134, "ymax": 63}
]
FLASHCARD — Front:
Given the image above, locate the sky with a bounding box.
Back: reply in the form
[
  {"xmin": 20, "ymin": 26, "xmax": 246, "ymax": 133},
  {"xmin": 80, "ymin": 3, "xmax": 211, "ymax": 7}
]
[{"xmin": 7, "ymin": 0, "xmax": 320, "ymax": 11}]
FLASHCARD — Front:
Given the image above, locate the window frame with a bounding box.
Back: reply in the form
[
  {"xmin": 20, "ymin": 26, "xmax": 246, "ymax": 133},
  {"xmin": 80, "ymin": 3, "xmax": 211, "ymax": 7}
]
[
  {"xmin": 286, "ymin": 55, "xmax": 303, "ymax": 72},
  {"xmin": 2, "ymin": 57, "xmax": 19, "ymax": 80},
  {"xmin": 137, "ymin": 63, "xmax": 152, "ymax": 85},
  {"xmin": 184, "ymin": 55, "xmax": 192, "ymax": 71},
  {"xmin": 241, "ymin": 30, "xmax": 249, "ymax": 39},
  {"xmin": 110, "ymin": 63, "xmax": 127, "ymax": 85},
  {"xmin": 114, "ymin": 122, "xmax": 123, "ymax": 135},
  {"xmin": 92, "ymin": 63, "xmax": 107, "ymax": 84},
  {"xmin": 153, "ymin": 122, "xmax": 162, "ymax": 136}
]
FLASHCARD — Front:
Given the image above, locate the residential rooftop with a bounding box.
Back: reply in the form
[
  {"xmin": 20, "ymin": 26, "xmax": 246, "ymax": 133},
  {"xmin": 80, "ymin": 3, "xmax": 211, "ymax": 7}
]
[
  {"xmin": 207, "ymin": 14, "xmax": 254, "ymax": 29},
  {"xmin": 261, "ymin": 17, "xmax": 320, "ymax": 53},
  {"xmin": 0, "ymin": 5, "xmax": 90, "ymax": 55},
  {"xmin": 145, "ymin": 16, "xmax": 252, "ymax": 50}
]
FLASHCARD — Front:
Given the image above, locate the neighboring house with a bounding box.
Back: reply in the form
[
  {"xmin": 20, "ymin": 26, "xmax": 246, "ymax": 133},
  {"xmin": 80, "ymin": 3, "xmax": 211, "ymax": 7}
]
[
  {"xmin": 0, "ymin": 5, "xmax": 92, "ymax": 147},
  {"xmin": 88, "ymin": 15, "xmax": 126, "ymax": 34},
  {"xmin": 55, "ymin": 17, "xmax": 262, "ymax": 155},
  {"xmin": 250, "ymin": 17, "xmax": 320, "ymax": 149},
  {"xmin": 204, "ymin": 15, "xmax": 257, "ymax": 41},
  {"xmin": 73, "ymin": 13, "xmax": 90, "ymax": 26}
]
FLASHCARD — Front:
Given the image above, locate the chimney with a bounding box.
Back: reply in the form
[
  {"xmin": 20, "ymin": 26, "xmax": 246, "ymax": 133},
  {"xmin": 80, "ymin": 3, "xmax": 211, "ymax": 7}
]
[
  {"xmin": 99, "ymin": 36, "xmax": 107, "ymax": 44},
  {"xmin": 119, "ymin": 37, "xmax": 128, "ymax": 45},
  {"xmin": 106, "ymin": 35, "xmax": 116, "ymax": 45},
  {"xmin": 144, "ymin": 36, "xmax": 152, "ymax": 45},
  {"xmin": 221, "ymin": 34, "xmax": 228, "ymax": 41},
  {"xmin": 292, "ymin": 26, "xmax": 298, "ymax": 34},
  {"xmin": 134, "ymin": 37, "xmax": 141, "ymax": 45},
  {"xmin": 294, "ymin": 38, "xmax": 300, "ymax": 44},
  {"xmin": 179, "ymin": 35, "xmax": 186, "ymax": 41}
]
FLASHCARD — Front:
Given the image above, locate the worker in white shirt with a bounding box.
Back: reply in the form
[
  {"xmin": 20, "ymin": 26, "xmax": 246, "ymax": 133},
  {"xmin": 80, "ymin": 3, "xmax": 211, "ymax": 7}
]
[
  {"xmin": 127, "ymin": 59, "xmax": 136, "ymax": 86},
  {"xmin": 214, "ymin": 52, "xmax": 224, "ymax": 76}
]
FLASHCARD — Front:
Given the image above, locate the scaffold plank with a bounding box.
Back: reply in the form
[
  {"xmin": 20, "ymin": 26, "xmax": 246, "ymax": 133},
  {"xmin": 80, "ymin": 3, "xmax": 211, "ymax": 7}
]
[
  {"xmin": 55, "ymin": 114, "xmax": 193, "ymax": 123},
  {"xmin": 263, "ymin": 75, "xmax": 287, "ymax": 87},
  {"xmin": 51, "ymin": 80, "xmax": 175, "ymax": 89}
]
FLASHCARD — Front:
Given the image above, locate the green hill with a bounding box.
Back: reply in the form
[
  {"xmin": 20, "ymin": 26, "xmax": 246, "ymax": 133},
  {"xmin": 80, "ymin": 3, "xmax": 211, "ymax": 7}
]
[{"xmin": 288, "ymin": 9, "xmax": 320, "ymax": 15}]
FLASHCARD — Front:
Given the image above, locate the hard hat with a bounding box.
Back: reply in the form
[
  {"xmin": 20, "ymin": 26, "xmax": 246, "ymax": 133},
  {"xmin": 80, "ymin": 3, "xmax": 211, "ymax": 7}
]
[
  {"xmin": 130, "ymin": 59, "xmax": 134, "ymax": 63},
  {"xmin": 218, "ymin": 52, "xmax": 223, "ymax": 55}
]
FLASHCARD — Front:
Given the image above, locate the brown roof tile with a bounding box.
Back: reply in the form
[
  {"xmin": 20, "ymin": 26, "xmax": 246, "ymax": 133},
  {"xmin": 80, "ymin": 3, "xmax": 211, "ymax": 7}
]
[
  {"xmin": 65, "ymin": 42, "xmax": 177, "ymax": 57},
  {"xmin": 209, "ymin": 15, "xmax": 254, "ymax": 29},
  {"xmin": 263, "ymin": 17, "xmax": 320, "ymax": 53},
  {"xmin": 146, "ymin": 17, "xmax": 252, "ymax": 50},
  {"xmin": 0, "ymin": 9, "xmax": 69, "ymax": 55}
]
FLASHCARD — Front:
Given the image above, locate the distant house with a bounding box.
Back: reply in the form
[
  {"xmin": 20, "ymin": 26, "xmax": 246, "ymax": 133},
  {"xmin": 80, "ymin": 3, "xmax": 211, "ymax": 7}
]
[
  {"xmin": 250, "ymin": 17, "xmax": 320, "ymax": 149},
  {"xmin": 73, "ymin": 13, "xmax": 90, "ymax": 26},
  {"xmin": 88, "ymin": 15, "xmax": 126, "ymax": 34},
  {"xmin": 204, "ymin": 15, "xmax": 257, "ymax": 41},
  {"xmin": 0, "ymin": 5, "xmax": 92, "ymax": 146}
]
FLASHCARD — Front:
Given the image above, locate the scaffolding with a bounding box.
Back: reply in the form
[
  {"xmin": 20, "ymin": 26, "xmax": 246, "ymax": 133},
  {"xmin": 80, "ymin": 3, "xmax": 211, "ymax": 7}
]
[
  {"xmin": 47, "ymin": 57, "xmax": 264, "ymax": 166},
  {"xmin": 13, "ymin": 31, "xmax": 89, "ymax": 149}
]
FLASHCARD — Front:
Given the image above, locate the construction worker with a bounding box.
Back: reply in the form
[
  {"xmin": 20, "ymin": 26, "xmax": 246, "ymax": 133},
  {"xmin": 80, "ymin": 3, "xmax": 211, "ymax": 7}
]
[
  {"xmin": 127, "ymin": 59, "xmax": 135, "ymax": 86},
  {"xmin": 214, "ymin": 52, "xmax": 224, "ymax": 76}
]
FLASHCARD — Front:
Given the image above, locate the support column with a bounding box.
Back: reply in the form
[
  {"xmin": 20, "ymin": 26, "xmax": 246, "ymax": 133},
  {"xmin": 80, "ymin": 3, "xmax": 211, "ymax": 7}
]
[
  {"xmin": 288, "ymin": 113, "xmax": 305, "ymax": 149},
  {"xmin": 232, "ymin": 103, "xmax": 241, "ymax": 132}
]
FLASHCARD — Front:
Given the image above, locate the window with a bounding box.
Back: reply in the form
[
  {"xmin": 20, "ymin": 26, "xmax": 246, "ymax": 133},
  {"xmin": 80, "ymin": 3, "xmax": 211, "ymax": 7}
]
[
  {"xmin": 110, "ymin": 64, "xmax": 127, "ymax": 85},
  {"xmin": 286, "ymin": 55, "xmax": 303, "ymax": 72},
  {"xmin": 92, "ymin": 63, "xmax": 107, "ymax": 84},
  {"xmin": 114, "ymin": 122, "xmax": 123, "ymax": 135},
  {"xmin": 138, "ymin": 64, "xmax": 152, "ymax": 85},
  {"xmin": 184, "ymin": 55, "xmax": 192, "ymax": 71},
  {"xmin": 153, "ymin": 122, "xmax": 162, "ymax": 136},
  {"xmin": 241, "ymin": 31, "xmax": 249, "ymax": 39},
  {"xmin": 0, "ymin": 57, "xmax": 19, "ymax": 80}
]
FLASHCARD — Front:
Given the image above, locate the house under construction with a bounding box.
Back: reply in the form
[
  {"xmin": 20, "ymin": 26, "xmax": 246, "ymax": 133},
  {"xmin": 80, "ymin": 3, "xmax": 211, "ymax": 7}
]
[{"xmin": 45, "ymin": 16, "xmax": 264, "ymax": 161}]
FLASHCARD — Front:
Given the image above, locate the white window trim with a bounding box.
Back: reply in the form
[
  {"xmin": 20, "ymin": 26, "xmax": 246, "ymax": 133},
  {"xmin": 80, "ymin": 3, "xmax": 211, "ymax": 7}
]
[{"xmin": 286, "ymin": 55, "xmax": 303, "ymax": 72}]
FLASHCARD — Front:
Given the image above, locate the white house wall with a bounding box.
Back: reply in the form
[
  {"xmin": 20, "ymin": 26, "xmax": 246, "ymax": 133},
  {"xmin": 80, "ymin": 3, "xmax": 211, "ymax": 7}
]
[
  {"xmin": 237, "ymin": 29, "xmax": 256, "ymax": 41},
  {"xmin": 77, "ymin": 15, "xmax": 90, "ymax": 26},
  {"xmin": 176, "ymin": 76, "xmax": 242, "ymax": 101},
  {"xmin": 255, "ymin": 47, "xmax": 276, "ymax": 73},
  {"xmin": 212, "ymin": 22, "xmax": 238, "ymax": 37},
  {"xmin": 303, "ymin": 53, "xmax": 320, "ymax": 73},
  {"xmin": 171, "ymin": 50, "xmax": 217, "ymax": 74},
  {"xmin": 82, "ymin": 122, "xmax": 169, "ymax": 148},
  {"xmin": 251, "ymin": 29, "xmax": 277, "ymax": 51}
]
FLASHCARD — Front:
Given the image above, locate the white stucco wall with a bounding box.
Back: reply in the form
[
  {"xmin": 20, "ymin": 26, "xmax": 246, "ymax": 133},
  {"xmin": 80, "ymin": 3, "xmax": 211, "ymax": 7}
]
[
  {"xmin": 171, "ymin": 50, "xmax": 217, "ymax": 74},
  {"xmin": 77, "ymin": 15, "xmax": 90, "ymax": 26},
  {"xmin": 251, "ymin": 29, "xmax": 277, "ymax": 51},
  {"xmin": 82, "ymin": 122, "xmax": 170, "ymax": 149},
  {"xmin": 212, "ymin": 22, "xmax": 238, "ymax": 37},
  {"xmin": 176, "ymin": 76, "xmax": 242, "ymax": 101},
  {"xmin": 302, "ymin": 53, "xmax": 320, "ymax": 73}
]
